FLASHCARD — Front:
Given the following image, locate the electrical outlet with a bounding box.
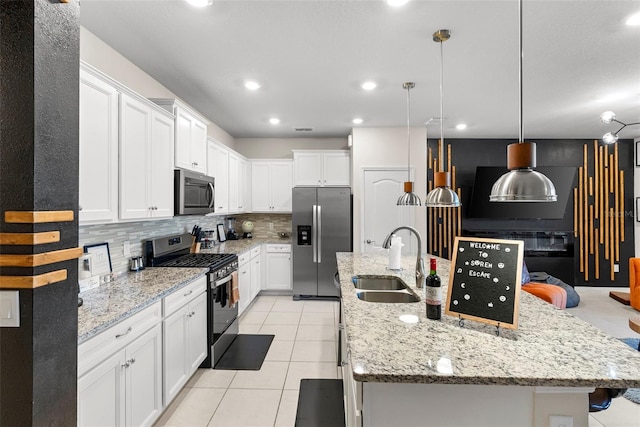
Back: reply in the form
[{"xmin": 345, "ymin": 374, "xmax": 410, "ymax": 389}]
[
  {"xmin": 549, "ymin": 415, "xmax": 573, "ymax": 427},
  {"xmin": 123, "ymin": 241, "xmax": 131, "ymax": 256},
  {"xmin": 614, "ymin": 263, "xmax": 619, "ymax": 272},
  {"xmin": 269, "ymin": 222, "xmax": 274, "ymax": 230}
]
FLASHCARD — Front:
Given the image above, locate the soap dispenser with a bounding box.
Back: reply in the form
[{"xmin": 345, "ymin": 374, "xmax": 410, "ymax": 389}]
[{"xmin": 388, "ymin": 235, "xmax": 403, "ymax": 270}]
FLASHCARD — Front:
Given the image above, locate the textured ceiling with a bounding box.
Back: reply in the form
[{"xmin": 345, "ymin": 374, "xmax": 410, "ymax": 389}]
[{"xmin": 81, "ymin": 0, "xmax": 640, "ymax": 140}]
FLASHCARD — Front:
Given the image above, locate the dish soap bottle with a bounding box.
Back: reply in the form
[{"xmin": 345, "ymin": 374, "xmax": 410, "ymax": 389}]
[{"xmin": 388, "ymin": 235, "xmax": 403, "ymax": 270}]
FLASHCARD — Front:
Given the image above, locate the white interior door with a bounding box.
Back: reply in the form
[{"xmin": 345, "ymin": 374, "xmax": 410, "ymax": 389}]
[{"xmin": 362, "ymin": 169, "xmax": 416, "ymax": 254}]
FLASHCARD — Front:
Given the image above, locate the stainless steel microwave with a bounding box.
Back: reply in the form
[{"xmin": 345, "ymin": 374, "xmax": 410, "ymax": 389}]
[{"xmin": 174, "ymin": 169, "xmax": 215, "ymax": 215}]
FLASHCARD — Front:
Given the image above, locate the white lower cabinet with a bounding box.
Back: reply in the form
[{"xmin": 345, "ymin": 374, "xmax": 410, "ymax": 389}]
[
  {"xmin": 238, "ymin": 251, "xmax": 252, "ymax": 316},
  {"xmin": 264, "ymin": 244, "xmax": 291, "ymax": 291},
  {"xmin": 250, "ymin": 247, "xmax": 262, "ymax": 299},
  {"xmin": 341, "ymin": 305, "xmax": 362, "ymax": 427},
  {"xmin": 162, "ymin": 283, "xmax": 207, "ymax": 406},
  {"xmin": 78, "ymin": 322, "xmax": 162, "ymax": 427}
]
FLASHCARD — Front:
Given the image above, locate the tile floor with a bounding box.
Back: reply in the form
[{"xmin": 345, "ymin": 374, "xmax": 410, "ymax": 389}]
[{"xmin": 155, "ymin": 288, "xmax": 640, "ymax": 427}]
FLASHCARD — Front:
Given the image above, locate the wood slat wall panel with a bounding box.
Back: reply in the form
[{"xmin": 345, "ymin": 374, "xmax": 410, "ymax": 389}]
[
  {"xmin": 0, "ymin": 247, "xmax": 82, "ymax": 267},
  {"xmin": 0, "ymin": 232, "xmax": 60, "ymax": 245},
  {"xmin": 4, "ymin": 211, "xmax": 74, "ymax": 223},
  {"xmin": 0, "ymin": 270, "xmax": 67, "ymax": 289}
]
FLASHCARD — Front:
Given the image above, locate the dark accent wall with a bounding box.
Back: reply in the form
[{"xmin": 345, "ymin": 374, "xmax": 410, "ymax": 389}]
[
  {"xmin": 0, "ymin": 1, "xmax": 79, "ymax": 425},
  {"xmin": 428, "ymin": 138, "xmax": 634, "ymax": 287}
]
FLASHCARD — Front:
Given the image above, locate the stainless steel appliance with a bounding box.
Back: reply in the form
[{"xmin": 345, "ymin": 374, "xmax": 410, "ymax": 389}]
[
  {"xmin": 174, "ymin": 168, "xmax": 215, "ymax": 215},
  {"xmin": 146, "ymin": 233, "xmax": 238, "ymax": 367},
  {"xmin": 292, "ymin": 187, "xmax": 352, "ymax": 299}
]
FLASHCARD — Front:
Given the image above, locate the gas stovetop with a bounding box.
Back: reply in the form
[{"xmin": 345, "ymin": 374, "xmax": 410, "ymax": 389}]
[{"xmin": 157, "ymin": 253, "xmax": 236, "ymax": 270}]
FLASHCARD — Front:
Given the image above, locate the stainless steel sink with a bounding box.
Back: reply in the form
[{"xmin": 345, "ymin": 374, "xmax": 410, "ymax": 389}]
[
  {"xmin": 356, "ymin": 291, "xmax": 420, "ymax": 303},
  {"xmin": 352, "ymin": 276, "xmax": 408, "ymax": 290}
]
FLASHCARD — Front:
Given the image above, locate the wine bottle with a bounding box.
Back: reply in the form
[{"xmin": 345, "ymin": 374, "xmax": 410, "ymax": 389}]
[{"xmin": 425, "ymin": 257, "xmax": 441, "ymax": 320}]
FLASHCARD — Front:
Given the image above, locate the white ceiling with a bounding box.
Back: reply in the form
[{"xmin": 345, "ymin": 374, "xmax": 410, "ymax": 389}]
[{"xmin": 81, "ymin": 0, "xmax": 640, "ymax": 140}]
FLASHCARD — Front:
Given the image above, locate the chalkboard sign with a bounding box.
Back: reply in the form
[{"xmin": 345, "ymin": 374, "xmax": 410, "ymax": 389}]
[{"xmin": 445, "ymin": 237, "xmax": 523, "ymax": 329}]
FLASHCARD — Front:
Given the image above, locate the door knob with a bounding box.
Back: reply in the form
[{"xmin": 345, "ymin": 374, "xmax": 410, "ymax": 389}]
[{"xmin": 365, "ymin": 239, "xmax": 375, "ymax": 244}]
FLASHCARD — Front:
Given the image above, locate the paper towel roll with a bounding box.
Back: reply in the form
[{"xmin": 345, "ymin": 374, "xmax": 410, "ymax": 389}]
[{"xmin": 388, "ymin": 236, "xmax": 403, "ymax": 270}]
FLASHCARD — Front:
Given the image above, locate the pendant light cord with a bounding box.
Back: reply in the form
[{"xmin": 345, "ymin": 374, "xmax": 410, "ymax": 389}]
[
  {"xmin": 406, "ymin": 84, "xmax": 411, "ymax": 182},
  {"xmin": 519, "ymin": 0, "xmax": 523, "ymax": 144},
  {"xmin": 439, "ymin": 38, "xmax": 445, "ymax": 172}
]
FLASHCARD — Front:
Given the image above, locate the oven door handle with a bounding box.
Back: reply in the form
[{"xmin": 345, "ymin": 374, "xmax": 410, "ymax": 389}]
[{"xmin": 214, "ymin": 274, "xmax": 233, "ymax": 288}]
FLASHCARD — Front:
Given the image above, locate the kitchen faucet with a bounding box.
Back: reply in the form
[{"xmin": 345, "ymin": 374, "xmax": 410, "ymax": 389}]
[{"xmin": 382, "ymin": 226, "xmax": 426, "ymax": 289}]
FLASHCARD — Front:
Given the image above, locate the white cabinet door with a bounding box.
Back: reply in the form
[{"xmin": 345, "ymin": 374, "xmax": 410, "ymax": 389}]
[
  {"xmin": 208, "ymin": 141, "xmax": 229, "ymax": 214},
  {"xmin": 126, "ymin": 324, "xmax": 162, "ymax": 427},
  {"xmin": 174, "ymin": 106, "xmax": 207, "ymax": 173},
  {"xmin": 265, "ymin": 252, "xmax": 292, "ymax": 291},
  {"xmin": 238, "ymin": 258, "xmax": 251, "ymax": 315},
  {"xmin": 79, "ymin": 69, "xmax": 119, "ymax": 223},
  {"xmin": 251, "ymin": 162, "xmax": 272, "ymax": 212},
  {"xmin": 149, "ymin": 110, "xmax": 174, "ymax": 218},
  {"xmin": 120, "ymin": 93, "xmax": 151, "ymax": 220},
  {"xmin": 250, "ymin": 254, "xmax": 262, "ymax": 299},
  {"xmin": 191, "ymin": 119, "xmax": 208, "ymax": 174},
  {"xmin": 187, "ymin": 292, "xmax": 208, "ymax": 373},
  {"xmin": 323, "ymin": 151, "xmax": 351, "ymax": 186},
  {"xmin": 174, "ymin": 109, "xmax": 193, "ymax": 171},
  {"xmin": 78, "ymin": 350, "xmax": 126, "ymax": 427},
  {"xmin": 293, "ymin": 152, "xmax": 323, "ymax": 186},
  {"xmin": 228, "ymin": 153, "xmax": 240, "ymax": 213},
  {"xmin": 271, "ymin": 162, "xmax": 293, "ymax": 212},
  {"xmin": 163, "ymin": 305, "xmax": 189, "ymax": 406},
  {"xmin": 238, "ymin": 158, "xmax": 248, "ymax": 212}
]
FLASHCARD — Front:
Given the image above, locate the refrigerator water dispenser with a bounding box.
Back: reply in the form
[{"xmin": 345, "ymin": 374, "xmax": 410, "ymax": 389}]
[{"xmin": 297, "ymin": 225, "xmax": 312, "ymax": 245}]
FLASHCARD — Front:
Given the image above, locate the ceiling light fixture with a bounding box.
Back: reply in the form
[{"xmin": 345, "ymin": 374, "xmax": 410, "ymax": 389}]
[
  {"xmin": 599, "ymin": 111, "xmax": 640, "ymax": 144},
  {"xmin": 244, "ymin": 81, "xmax": 261, "ymax": 90},
  {"xmin": 361, "ymin": 81, "xmax": 377, "ymax": 91},
  {"xmin": 626, "ymin": 11, "xmax": 640, "ymax": 26},
  {"xmin": 387, "ymin": 0, "xmax": 409, "ymax": 7},
  {"xmin": 425, "ymin": 30, "xmax": 461, "ymax": 208},
  {"xmin": 489, "ymin": 0, "xmax": 557, "ymax": 203},
  {"xmin": 352, "ymin": 118, "xmax": 363, "ymax": 125},
  {"xmin": 269, "ymin": 118, "xmax": 280, "ymax": 125},
  {"xmin": 184, "ymin": 0, "xmax": 213, "ymax": 7},
  {"xmin": 397, "ymin": 82, "xmax": 421, "ymax": 206},
  {"xmin": 456, "ymin": 123, "xmax": 467, "ymax": 130}
]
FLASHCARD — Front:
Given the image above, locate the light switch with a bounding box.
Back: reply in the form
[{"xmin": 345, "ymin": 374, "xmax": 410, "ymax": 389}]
[
  {"xmin": 549, "ymin": 415, "xmax": 573, "ymax": 427},
  {"xmin": 0, "ymin": 291, "xmax": 20, "ymax": 327}
]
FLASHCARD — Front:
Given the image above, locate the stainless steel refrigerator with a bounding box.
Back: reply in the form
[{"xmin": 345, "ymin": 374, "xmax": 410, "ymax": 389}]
[{"xmin": 292, "ymin": 187, "xmax": 352, "ymax": 299}]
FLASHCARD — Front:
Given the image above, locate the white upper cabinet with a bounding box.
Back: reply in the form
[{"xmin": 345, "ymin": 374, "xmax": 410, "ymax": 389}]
[
  {"xmin": 293, "ymin": 150, "xmax": 351, "ymax": 186},
  {"xmin": 251, "ymin": 161, "xmax": 292, "ymax": 212},
  {"xmin": 79, "ymin": 67, "xmax": 119, "ymax": 223},
  {"xmin": 151, "ymin": 99, "xmax": 208, "ymax": 174},
  {"xmin": 228, "ymin": 152, "xmax": 240, "ymax": 213},
  {"xmin": 120, "ymin": 93, "xmax": 174, "ymax": 220},
  {"xmin": 238, "ymin": 158, "xmax": 248, "ymax": 212},
  {"xmin": 207, "ymin": 139, "xmax": 229, "ymax": 214}
]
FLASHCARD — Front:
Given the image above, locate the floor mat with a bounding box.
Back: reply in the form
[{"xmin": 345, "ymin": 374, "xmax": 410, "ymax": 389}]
[
  {"xmin": 295, "ymin": 379, "xmax": 345, "ymax": 427},
  {"xmin": 214, "ymin": 334, "xmax": 274, "ymax": 370}
]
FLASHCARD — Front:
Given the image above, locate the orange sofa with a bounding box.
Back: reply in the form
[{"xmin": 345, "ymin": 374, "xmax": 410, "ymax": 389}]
[
  {"xmin": 522, "ymin": 282, "xmax": 567, "ymax": 309},
  {"xmin": 629, "ymin": 258, "xmax": 640, "ymax": 311}
]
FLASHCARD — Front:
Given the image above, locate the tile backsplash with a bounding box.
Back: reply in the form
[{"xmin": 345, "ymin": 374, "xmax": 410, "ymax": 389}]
[{"xmin": 79, "ymin": 213, "xmax": 292, "ymax": 273}]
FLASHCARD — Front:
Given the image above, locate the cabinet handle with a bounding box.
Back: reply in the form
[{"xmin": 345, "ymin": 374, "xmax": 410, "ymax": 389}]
[
  {"xmin": 184, "ymin": 290, "xmax": 193, "ymax": 297},
  {"xmin": 318, "ymin": 180, "xmax": 321, "ymax": 183},
  {"xmin": 191, "ymin": 311, "xmax": 196, "ymax": 316},
  {"xmin": 242, "ymin": 271, "xmax": 247, "ymax": 275},
  {"xmin": 121, "ymin": 362, "xmax": 130, "ymax": 368},
  {"xmin": 79, "ymin": 205, "xmax": 83, "ymax": 211},
  {"xmin": 115, "ymin": 327, "xmax": 132, "ymax": 339},
  {"xmin": 128, "ymin": 357, "xmax": 136, "ymax": 365}
]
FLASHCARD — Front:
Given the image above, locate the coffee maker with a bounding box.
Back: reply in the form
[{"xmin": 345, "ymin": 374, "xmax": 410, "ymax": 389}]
[{"xmin": 225, "ymin": 217, "xmax": 239, "ymax": 240}]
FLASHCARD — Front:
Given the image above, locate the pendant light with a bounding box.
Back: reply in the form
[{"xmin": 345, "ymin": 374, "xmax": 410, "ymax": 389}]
[
  {"xmin": 489, "ymin": 0, "xmax": 557, "ymax": 202},
  {"xmin": 425, "ymin": 29, "xmax": 461, "ymax": 208},
  {"xmin": 397, "ymin": 82, "xmax": 422, "ymax": 206}
]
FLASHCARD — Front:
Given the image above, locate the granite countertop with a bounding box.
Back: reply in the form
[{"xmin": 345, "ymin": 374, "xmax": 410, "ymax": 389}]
[
  {"xmin": 78, "ymin": 267, "xmax": 208, "ymax": 344},
  {"xmin": 199, "ymin": 237, "xmax": 292, "ymax": 254},
  {"xmin": 337, "ymin": 252, "xmax": 640, "ymax": 388}
]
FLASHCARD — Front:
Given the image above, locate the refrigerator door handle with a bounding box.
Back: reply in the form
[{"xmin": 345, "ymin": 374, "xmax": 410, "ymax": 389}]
[
  {"xmin": 317, "ymin": 205, "xmax": 322, "ymax": 263},
  {"xmin": 312, "ymin": 204, "xmax": 318, "ymax": 263}
]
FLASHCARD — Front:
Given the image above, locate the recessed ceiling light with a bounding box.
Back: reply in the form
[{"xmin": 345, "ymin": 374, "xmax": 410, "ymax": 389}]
[
  {"xmin": 269, "ymin": 118, "xmax": 280, "ymax": 125},
  {"xmin": 185, "ymin": 0, "xmax": 213, "ymax": 7},
  {"xmin": 361, "ymin": 81, "xmax": 377, "ymax": 91},
  {"xmin": 456, "ymin": 123, "xmax": 467, "ymax": 130},
  {"xmin": 352, "ymin": 118, "xmax": 363, "ymax": 125},
  {"xmin": 244, "ymin": 81, "xmax": 261, "ymax": 90},
  {"xmin": 626, "ymin": 11, "xmax": 640, "ymax": 26},
  {"xmin": 387, "ymin": 0, "xmax": 409, "ymax": 7}
]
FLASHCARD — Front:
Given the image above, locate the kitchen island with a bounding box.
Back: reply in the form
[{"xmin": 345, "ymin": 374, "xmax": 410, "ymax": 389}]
[{"xmin": 337, "ymin": 252, "xmax": 640, "ymax": 427}]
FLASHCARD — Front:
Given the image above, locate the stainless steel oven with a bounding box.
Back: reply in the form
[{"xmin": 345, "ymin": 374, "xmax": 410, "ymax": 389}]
[
  {"xmin": 146, "ymin": 233, "xmax": 238, "ymax": 368},
  {"xmin": 174, "ymin": 168, "xmax": 214, "ymax": 215}
]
